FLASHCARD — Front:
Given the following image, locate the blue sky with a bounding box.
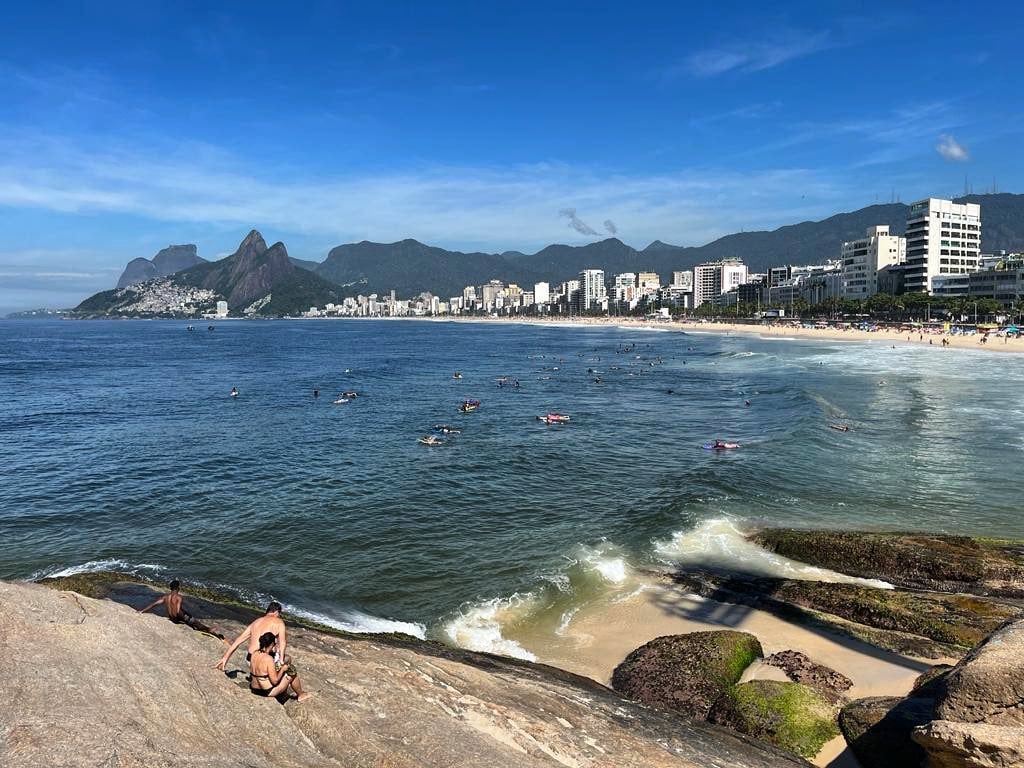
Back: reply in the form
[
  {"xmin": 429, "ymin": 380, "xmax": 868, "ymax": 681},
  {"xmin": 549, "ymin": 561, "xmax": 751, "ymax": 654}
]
[{"xmin": 1, "ymin": 0, "xmax": 1022, "ymax": 312}]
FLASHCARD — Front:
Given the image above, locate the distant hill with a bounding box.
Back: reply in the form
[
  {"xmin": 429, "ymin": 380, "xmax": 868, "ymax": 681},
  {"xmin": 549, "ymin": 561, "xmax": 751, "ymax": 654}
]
[
  {"xmin": 316, "ymin": 239, "xmax": 539, "ymax": 298},
  {"xmin": 117, "ymin": 244, "xmax": 205, "ymax": 288},
  {"xmin": 77, "ymin": 231, "xmax": 346, "ymax": 317},
  {"xmin": 311, "ymin": 193, "xmax": 1024, "ymax": 294}
]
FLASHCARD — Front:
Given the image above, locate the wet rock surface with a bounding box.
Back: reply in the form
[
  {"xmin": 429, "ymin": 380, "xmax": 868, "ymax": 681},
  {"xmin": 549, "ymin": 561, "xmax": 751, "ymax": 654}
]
[
  {"xmin": 610, "ymin": 631, "xmax": 763, "ymax": 720},
  {"xmin": 763, "ymin": 651, "xmax": 853, "ymax": 701},
  {"xmin": 752, "ymin": 529, "xmax": 1024, "ymax": 597},
  {"xmin": 1, "ymin": 579, "xmax": 806, "ymax": 768},
  {"xmin": 673, "ymin": 569, "xmax": 1021, "ymax": 658}
]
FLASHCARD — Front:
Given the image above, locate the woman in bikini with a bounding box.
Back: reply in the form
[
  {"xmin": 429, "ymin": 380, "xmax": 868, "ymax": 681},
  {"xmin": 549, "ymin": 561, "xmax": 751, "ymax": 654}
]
[{"xmin": 249, "ymin": 632, "xmax": 313, "ymax": 702}]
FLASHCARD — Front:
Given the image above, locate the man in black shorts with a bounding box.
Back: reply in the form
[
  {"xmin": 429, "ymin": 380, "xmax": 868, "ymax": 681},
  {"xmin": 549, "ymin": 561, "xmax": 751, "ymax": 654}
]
[{"xmin": 139, "ymin": 579, "xmax": 224, "ymax": 639}]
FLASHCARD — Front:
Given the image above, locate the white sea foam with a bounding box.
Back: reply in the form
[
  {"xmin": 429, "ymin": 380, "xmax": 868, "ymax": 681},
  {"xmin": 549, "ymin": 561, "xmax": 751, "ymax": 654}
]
[
  {"xmin": 574, "ymin": 542, "xmax": 630, "ymax": 585},
  {"xmin": 654, "ymin": 518, "xmax": 893, "ymax": 589},
  {"xmin": 284, "ymin": 604, "xmax": 427, "ymax": 639},
  {"xmin": 442, "ymin": 593, "xmax": 539, "ymax": 660},
  {"xmin": 34, "ymin": 559, "xmax": 167, "ymax": 579}
]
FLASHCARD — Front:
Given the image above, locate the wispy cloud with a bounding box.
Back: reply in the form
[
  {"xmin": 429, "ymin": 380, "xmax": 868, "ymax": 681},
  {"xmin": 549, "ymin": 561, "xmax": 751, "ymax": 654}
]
[
  {"xmin": 673, "ymin": 29, "xmax": 833, "ymax": 78},
  {"xmin": 936, "ymin": 134, "xmax": 970, "ymax": 162},
  {"xmin": 0, "ymin": 132, "xmax": 848, "ymax": 253}
]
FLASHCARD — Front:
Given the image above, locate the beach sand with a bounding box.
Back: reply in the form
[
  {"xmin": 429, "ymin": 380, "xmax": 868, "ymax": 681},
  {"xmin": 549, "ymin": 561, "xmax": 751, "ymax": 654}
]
[{"xmin": 514, "ymin": 581, "xmax": 954, "ymax": 767}]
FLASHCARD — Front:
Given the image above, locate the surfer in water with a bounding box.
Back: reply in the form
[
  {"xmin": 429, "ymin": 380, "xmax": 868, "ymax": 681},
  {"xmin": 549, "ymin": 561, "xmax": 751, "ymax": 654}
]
[{"xmin": 230, "ymin": 387, "xmax": 239, "ymax": 398}]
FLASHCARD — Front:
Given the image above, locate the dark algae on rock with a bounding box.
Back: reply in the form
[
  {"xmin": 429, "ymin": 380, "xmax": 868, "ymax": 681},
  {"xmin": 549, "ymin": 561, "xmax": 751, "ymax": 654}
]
[
  {"xmin": 611, "ymin": 631, "xmax": 762, "ymax": 719},
  {"xmin": 753, "ymin": 529, "xmax": 1024, "ymax": 597}
]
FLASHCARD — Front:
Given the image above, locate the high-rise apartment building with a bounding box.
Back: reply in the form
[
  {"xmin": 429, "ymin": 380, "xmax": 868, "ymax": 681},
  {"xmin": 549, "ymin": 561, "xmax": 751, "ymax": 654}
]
[
  {"xmin": 533, "ymin": 281, "xmax": 550, "ymax": 306},
  {"xmin": 576, "ymin": 269, "xmax": 607, "ymax": 312},
  {"xmin": 613, "ymin": 272, "xmax": 637, "ymax": 304},
  {"xmin": 840, "ymin": 225, "xmax": 906, "ymax": 299},
  {"xmin": 693, "ymin": 259, "xmax": 747, "ymax": 308},
  {"xmin": 904, "ymin": 198, "xmax": 981, "ymax": 293}
]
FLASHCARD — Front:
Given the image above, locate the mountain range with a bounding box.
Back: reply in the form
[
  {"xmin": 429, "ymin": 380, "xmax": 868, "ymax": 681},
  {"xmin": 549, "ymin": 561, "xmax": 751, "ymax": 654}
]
[
  {"xmin": 93, "ymin": 193, "xmax": 1024, "ymax": 316},
  {"xmin": 80, "ymin": 231, "xmax": 345, "ymax": 317}
]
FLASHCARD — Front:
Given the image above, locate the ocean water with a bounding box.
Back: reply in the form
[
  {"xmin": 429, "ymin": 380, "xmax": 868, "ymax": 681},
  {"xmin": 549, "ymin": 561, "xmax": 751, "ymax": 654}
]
[{"xmin": 1, "ymin": 319, "xmax": 1022, "ymax": 655}]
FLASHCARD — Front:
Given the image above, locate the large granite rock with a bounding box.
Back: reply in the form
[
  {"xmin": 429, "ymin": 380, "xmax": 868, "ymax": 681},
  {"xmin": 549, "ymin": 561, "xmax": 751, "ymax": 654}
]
[
  {"xmin": 117, "ymin": 244, "xmax": 203, "ymax": 288},
  {"xmin": 912, "ymin": 720, "xmax": 1024, "ymax": 767},
  {"xmin": 752, "ymin": 530, "xmax": 1024, "ymax": 597},
  {"xmin": 611, "ymin": 631, "xmax": 762, "ymax": 720},
  {"xmin": 934, "ymin": 618, "xmax": 1024, "ymax": 726},
  {"xmin": 0, "ymin": 580, "xmax": 804, "ymax": 768},
  {"xmin": 708, "ymin": 680, "xmax": 840, "ymax": 759}
]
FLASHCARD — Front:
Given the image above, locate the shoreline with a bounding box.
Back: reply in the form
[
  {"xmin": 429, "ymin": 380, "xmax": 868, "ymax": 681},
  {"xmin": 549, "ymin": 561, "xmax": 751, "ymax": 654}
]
[
  {"xmin": 43, "ymin": 313, "xmax": 1024, "ymax": 354},
  {"xmin": 513, "ymin": 578, "xmax": 954, "ymax": 767}
]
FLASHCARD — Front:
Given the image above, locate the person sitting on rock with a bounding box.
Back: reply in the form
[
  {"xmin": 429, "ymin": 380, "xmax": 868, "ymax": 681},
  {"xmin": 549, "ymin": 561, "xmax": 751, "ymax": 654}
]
[
  {"xmin": 249, "ymin": 631, "xmax": 313, "ymax": 702},
  {"xmin": 215, "ymin": 600, "xmax": 287, "ymax": 671},
  {"xmin": 138, "ymin": 579, "xmax": 224, "ymax": 639}
]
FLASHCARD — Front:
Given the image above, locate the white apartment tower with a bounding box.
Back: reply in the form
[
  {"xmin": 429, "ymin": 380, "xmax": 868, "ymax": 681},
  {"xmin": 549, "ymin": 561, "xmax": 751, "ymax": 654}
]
[
  {"xmin": 693, "ymin": 259, "xmax": 747, "ymax": 308},
  {"xmin": 576, "ymin": 269, "xmax": 607, "ymax": 312},
  {"xmin": 904, "ymin": 198, "xmax": 982, "ymax": 293},
  {"xmin": 533, "ymin": 281, "xmax": 550, "ymax": 306},
  {"xmin": 840, "ymin": 225, "xmax": 906, "ymax": 299}
]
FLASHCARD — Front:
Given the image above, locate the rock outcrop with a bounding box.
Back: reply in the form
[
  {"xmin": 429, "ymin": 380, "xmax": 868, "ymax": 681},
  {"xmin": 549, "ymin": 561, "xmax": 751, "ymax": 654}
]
[
  {"xmin": 762, "ymin": 651, "xmax": 853, "ymax": 701},
  {"xmin": 708, "ymin": 680, "xmax": 840, "ymax": 759},
  {"xmin": 752, "ymin": 530, "xmax": 1024, "ymax": 598},
  {"xmin": 910, "ymin": 618, "xmax": 1024, "ymax": 767},
  {"xmin": 610, "ymin": 631, "xmax": 762, "ymax": 720},
  {"xmin": 117, "ymin": 244, "xmax": 204, "ymax": 288},
  {"xmin": 0, "ymin": 580, "xmax": 805, "ymax": 768},
  {"xmin": 674, "ymin": 568, "xmax": 1021, "ymax": 658}
]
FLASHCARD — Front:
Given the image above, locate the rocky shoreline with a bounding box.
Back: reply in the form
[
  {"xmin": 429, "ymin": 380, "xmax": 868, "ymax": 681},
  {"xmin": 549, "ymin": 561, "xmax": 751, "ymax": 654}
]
[{"xmin": 5, "ymin": 528, "xmax": 1024, "ymax": 767}]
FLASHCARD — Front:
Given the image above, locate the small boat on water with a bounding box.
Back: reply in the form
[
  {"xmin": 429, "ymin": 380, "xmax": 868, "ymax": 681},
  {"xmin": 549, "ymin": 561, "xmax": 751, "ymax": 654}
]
[
  {"xmin": 459, "ymin": 399, "xmax": 481, "ymax": 413},
  {"xmin": 418, "ymin": 435, "xmax": 443, "ymax": 446},
  {"xmin": 703, "ymin": 441, "xmax": 740, "ymax": 451},
  {"xmin": 453, "ymin": 372, "xmax": 463, "ymax": 379}
]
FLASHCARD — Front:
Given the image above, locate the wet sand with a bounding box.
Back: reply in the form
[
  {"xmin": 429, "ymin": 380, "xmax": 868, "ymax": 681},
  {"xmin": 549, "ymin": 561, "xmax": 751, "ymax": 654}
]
[{"xmin": 514, "ymin": 582, "xmax": 955, "ymax": 767}]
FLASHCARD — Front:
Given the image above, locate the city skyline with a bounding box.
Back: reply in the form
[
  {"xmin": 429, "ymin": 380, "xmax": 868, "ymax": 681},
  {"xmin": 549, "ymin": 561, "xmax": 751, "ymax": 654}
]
[{"xmin": 2, "ymin": 1, "xmax": 1023, "ymax": 312}]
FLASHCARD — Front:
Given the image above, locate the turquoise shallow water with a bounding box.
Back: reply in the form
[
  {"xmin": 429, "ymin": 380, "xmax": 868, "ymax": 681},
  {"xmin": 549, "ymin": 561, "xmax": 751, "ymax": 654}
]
[{"xmin": 1, "ymin": 319, "xmax": 1021, "ymax": 648}]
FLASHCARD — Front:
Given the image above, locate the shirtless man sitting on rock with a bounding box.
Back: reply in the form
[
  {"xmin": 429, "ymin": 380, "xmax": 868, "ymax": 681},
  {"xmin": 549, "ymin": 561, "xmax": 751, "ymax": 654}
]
[
  {"xmin": 138, "ymin": 579, "xmax": 224, "ymax": 639},
  {"xmin": 215, "ymin": 600, "xmax": 288, "ymax": 671}
]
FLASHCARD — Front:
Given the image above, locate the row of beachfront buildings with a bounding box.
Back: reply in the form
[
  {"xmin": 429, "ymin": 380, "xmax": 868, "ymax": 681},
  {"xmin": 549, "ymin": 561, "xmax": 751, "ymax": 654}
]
[{"xmin": 304, "ymin": 197, "xmax": 1023, "ymax": 318}]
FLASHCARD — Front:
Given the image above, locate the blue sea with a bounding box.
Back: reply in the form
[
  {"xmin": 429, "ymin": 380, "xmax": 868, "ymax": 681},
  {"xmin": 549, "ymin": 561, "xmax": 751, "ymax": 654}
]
[{"xmin": 1, "ymin": 319, "xmax": 1022, "ymax": 655}]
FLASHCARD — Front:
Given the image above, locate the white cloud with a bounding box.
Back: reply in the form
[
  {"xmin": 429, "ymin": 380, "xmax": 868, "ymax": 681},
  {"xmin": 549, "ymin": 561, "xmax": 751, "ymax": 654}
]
[
  {"xmin": 936, "ymin": 134, "xmax": 969, "ymax": 162},
  {"xmin": 0, "ymin": 133, "xmax": 847, "ymax": 253},
  {"xmin": 678, "ymin": 30, "xmax": 832, "ymax": 78}
]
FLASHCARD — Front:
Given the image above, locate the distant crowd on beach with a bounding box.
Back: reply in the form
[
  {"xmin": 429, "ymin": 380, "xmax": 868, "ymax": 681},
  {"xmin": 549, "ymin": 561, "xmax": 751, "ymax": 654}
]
[{"xmin": 139, "ymin": 579, "xmax": 313, "ymax": 703}]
